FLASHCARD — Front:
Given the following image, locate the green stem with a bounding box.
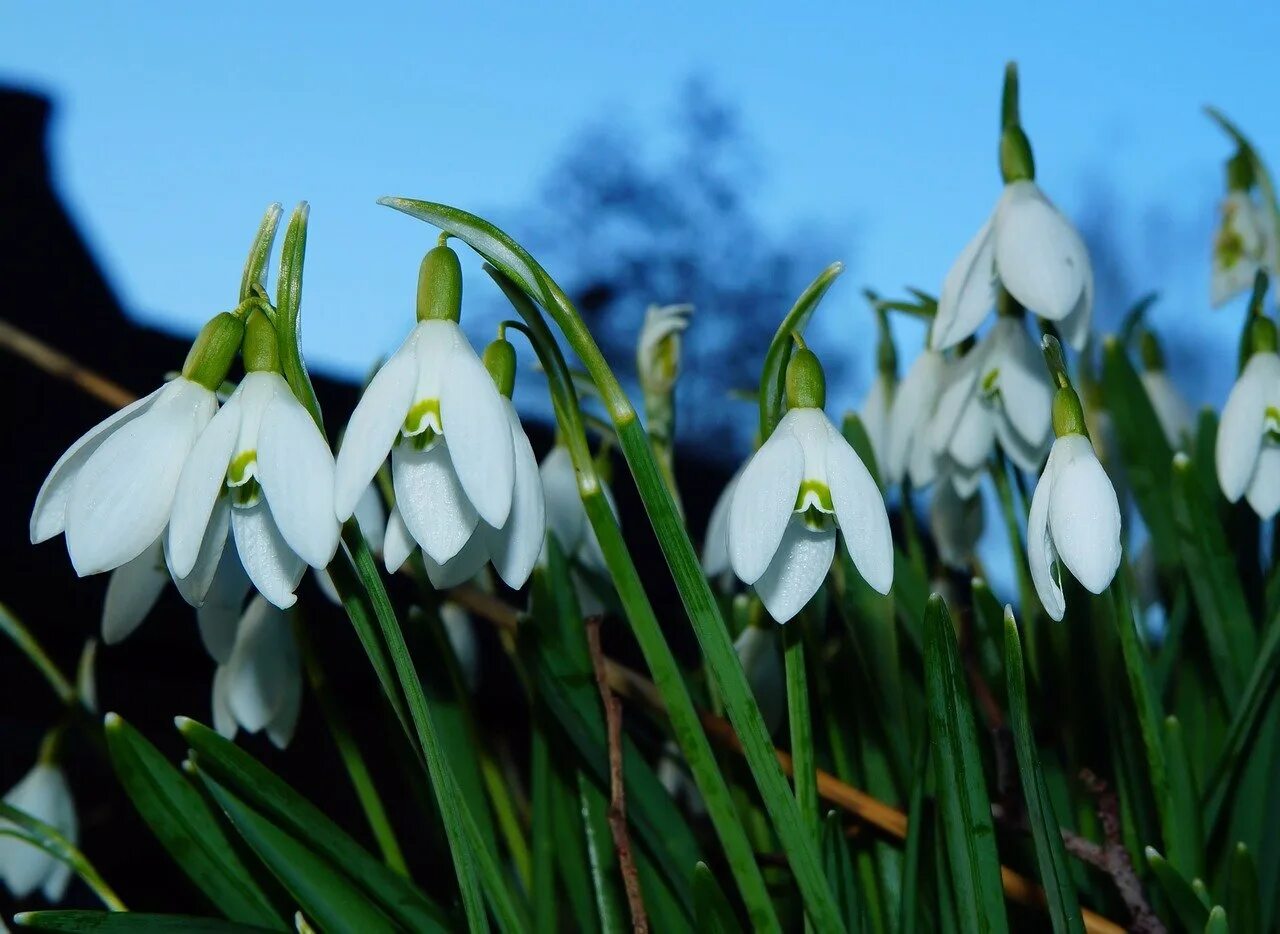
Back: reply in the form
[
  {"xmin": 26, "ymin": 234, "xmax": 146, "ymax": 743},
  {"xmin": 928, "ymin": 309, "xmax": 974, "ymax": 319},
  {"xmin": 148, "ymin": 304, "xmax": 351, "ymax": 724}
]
[
  {"xmin": 0, "ymin": 602, "xmax": 76, "ymax": 705},
  {"xmin": 479, "ymin": 749, "xmax": 532, "ymax": 892},
  {"xmin": 784, "ymin": 620, "xmax": 819, "ymax": 888},
  {"xmin": 387, "ymin": 199, "xmax": 846, "ymax": 933},
  {"xmin": 989, "ymin": 455, "xmax": 1040, "ymax": 678},
  {"xmin": 292, "ymin": 614, "xmax": 408, "ymax": 877}
]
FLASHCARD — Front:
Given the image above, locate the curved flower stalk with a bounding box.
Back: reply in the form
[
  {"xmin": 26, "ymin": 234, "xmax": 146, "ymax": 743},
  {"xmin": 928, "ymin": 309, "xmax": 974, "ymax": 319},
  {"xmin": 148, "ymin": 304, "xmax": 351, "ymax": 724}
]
[
  {"xmin": 930, "ymin": 316, "xmax": 1053, "ymax": 479},
  {"xmin": 382, "ymin": 333, "xmax": 546, "ymax": 591},
  {"xmin": 930, "ymin": 480, "xmax": 984, "ymax": 571},
  {"xmin": 728, "ymin": 345, "xmax": 893, "ymax": 622},
  {"xmin": 1137, "ymin": 330, "xmax": 1194, "ymax": 449},
  {"xmin": 211, "ymin": 595, "xmax": 302, "ymax": 749},
  {"xmin": 933, "ymin": 64, "xmax": 1093, "ymax": 352},
  {"xmin": 886, "ymin": 348, "xmax": 946, "ymax": 488},
  {"xmin": 1216, "ymin": 311, "xmax": 1280, "ymax": 518},
  {"xmin": 0, "ymin": 762, "xmax": 77, "ymax": 900},
  {"xmin": 169, "ymin": 312, "xmax": 340, "ymax": 610},
  {"xmin": 30, "ymin": 312, "xmax": 242, "ymax": 579},
  {"xmin": 1027, "ymin": 338, "xmax": 1122, "ymax": 621},
  {"xmin": 336, "ymin": 241, "xmax": 526, "ymax": 581}
]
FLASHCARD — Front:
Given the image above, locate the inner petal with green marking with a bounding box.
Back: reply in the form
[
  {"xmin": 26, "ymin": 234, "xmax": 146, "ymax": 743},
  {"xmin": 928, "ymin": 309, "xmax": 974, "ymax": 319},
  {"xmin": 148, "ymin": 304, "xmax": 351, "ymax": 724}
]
[
  {"xmin": 403, "ymin": 398, "xmax": 442, "ymax": 438},
  {"xmin": 795, "ymin": 479, "xmax": 833, "ymax": 514}
]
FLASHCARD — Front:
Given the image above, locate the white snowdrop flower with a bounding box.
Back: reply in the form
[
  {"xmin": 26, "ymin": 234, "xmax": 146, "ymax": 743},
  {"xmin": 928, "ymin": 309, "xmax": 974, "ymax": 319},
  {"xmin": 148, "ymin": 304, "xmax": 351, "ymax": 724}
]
[
  {"xmin": 212, "ymin": 596, "xmax": 301, "ymax": 749},
  {"xmin": 440, "ymin": 602, "xmax": 480, "ymax": 691},
  {"xmin": 1027, "ymin": 392, "xmax": 1122, "ymax": 622},
  {"xmin": 1215, "ymin": 347, "xmax": 1280, "ymax": 519},
  {"xmin": 930, "ymin": 318, "xmax": 1053, "ymax": 476},
  {"xmin": 933, "ymin": 181, "xmax": 1093, "ymax": 352},
  {"xmin": 656, "ymin": 742, "xmax": 705, "ymax": 817},
  {"xmin": 536, "ymin": 444, "xmax": 620, "ymax": 615},
  {"xmin": 860, "ymin": 371, "xmax": 893, "ymax": 478},
  {"xmin": 29, "ymin": 314, "xmax": 243, "ymax": 578},
  {"xmin": 335, "ymin": 245, "xmax": 515, "ymax": 572},
  {"xmin": 734, "ymin": 623, "xmax": 785, "ymax": 735},
  {"xmin": 701, "ymin": 465, "xmax": 743, "ymax": 581},
  {"xmin": 316, "ymin": 483, "xmax": 386, "ymax": 604},
  {"xmin": 169, "ymin": 313, "xmax": 339, "ymax": 611},
  {"xmin": 885, "ymin": 350, "xmax": 946, "ymax": 488},
  {"xmin": 0, "ymin": 764, "xmax": 77, "ymax": 901},
  {"xmin": 637, "ymin": 303, "xmax": 692, "ymax": 399},
  {"xmin": 1212, "ymin": 190, "xmax": 1274, "ymax": 308},
  {"xmin": 728, "ymin": 347, "xmax": 892, "ymax": 623},
  {"xmin": 930, "ymin": 481, "xmax": 985, "ymax": 571}
]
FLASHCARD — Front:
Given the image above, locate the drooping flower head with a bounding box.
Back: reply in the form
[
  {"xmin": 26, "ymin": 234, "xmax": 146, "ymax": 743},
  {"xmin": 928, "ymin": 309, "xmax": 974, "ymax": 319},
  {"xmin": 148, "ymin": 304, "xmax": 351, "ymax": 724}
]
[
  {"xmin": 0, "ymin": 760, "xmax": 77, "ymax": 901},
  {"xmin": 728, "ymin": 343, "xmax": 893, "ymax": 622},
  {"xmin": 1137, "ymin": 330, "xmax": 1194, "ymax": 450},
  {"xmin": 1211, "ymin": 147, "xmax": 1278, "ymax": 308},
  {"xmin": 212, "ymin": 595, "xmax": 302, "ymax": 749}
]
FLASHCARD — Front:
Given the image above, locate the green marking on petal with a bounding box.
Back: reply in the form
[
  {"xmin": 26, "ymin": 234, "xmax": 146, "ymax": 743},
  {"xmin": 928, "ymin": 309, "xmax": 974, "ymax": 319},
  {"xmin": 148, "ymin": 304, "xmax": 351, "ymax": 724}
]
[
  {"xmin": 232, "ymin": 476, "xmax": 262, "ymax": 507},
  {"xmin": 980, "ymin": 367, "xmax": 1001, "ymax": 398},
  {"xmin": 403, "ymin": 398, "xmax": 442, "ymax": 437},
  {"xmin": 227, "ymin": 450, "xmax": 257, "ymax": 487},
  {"xmin": 795, "ymin": 479, "xmax": 834, "ymax": 514}
]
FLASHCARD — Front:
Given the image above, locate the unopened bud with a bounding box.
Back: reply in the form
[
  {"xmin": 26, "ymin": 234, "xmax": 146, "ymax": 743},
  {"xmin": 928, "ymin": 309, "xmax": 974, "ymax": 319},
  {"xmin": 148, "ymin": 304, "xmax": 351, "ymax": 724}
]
[
  {"xmin": 242, "ymin": 309, "xmax": 281, "ymax": 374},
  {"xmin": 416, "ymin": 238, "xmax": 463, "ymax": 323},
  {"xmin": 785, "ymin": 347, "xmax": 826, "ymax": 411},
  {"xmin": 483, "ymin": 337, "xmax": 517, "ymax": 398}
]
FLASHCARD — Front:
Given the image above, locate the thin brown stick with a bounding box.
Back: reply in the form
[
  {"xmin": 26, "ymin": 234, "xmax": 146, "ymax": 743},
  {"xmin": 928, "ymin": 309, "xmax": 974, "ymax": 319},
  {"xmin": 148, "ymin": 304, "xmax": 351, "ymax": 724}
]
[
  {"xmin": 1080, "ymin": 770, "xmax": 1164, "ymax": 934},
  {"xmin": 585, "ymin": 617, "xmax": 649, "ymax": 934},
  {"xmin": 3, "ymin": 318, "xmax": 1125, "ymax": 934}
]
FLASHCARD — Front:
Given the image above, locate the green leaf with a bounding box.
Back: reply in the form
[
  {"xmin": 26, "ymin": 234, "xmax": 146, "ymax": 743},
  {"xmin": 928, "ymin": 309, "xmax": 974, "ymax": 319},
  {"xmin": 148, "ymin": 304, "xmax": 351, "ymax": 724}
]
[
  {"xmin": 841, "ymin": 411, "xmax": 883, "ymax": 491},
  {"xmin": 102, "ymin": 715, "xmax": 283, "ymax": 929},
  {"xmin": 923, "ymin": 595, "xmax": 1008, "ymax": 934},
  {"xmin": 1205, "ymin": 906, "xmax": 1229, "ymax": 934},
  {"xmin": 1227, "ymin": 843, "xmax": 1260, "ymax": 934},
  {"xmin": 576, "ymin": 773, "xmax": 627, "ymax": 933},
  {"xmin": 1146, "ymin": 846, "xmax": 1210, "ymax": 930},
  {"xmin": 692, "ymin": 863, "xmax": 740, "ymax": 934},
  {"xmin": 898, "ymin": 741, "xmax": 929, "ymax": 934},
  {"xmin": 197, "ymin": 775, "xmax": 400, "ymax": 933},
  {"xmin": 239, "ymin": 203, "xmax": 282, "ymax": 304},
  {"xmin": 0, "ymin": 804, "xmax": 123, "ymax": 911},
  {"xmin": 177, "ymin": 718, "xmax": 448, "ymax": 932},
  {"xmin": 274, "ymin": 202, "xmax": 325, "ymax": 432},
  {"xmin": 16, "ymin": 913, "xmax": 277, "ymax": 933},
  {"xmin": 1003, "ymin": 612, "xmax": 1084, "ymax": 934},
  {"xmin": 822, "ymin": 811, "xmax": 861, "ymax": 930},
  {"xmin": 1162, "ymin": 716, "xmax": 1205, "ymax": 880},
  {"xmin": 530, "ymin": 724, "xmax": 558, "ymax": 934}
]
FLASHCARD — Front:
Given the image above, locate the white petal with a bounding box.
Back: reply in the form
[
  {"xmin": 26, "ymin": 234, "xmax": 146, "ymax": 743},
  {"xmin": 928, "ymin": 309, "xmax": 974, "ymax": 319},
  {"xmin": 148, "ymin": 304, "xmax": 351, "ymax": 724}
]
[
  {"xmin": 930, "ymin": 483, "xmax": 984, "ymax": 570},
  {"xmin": 947, "ymin": 393, "xmax": 996, "ymax": 470},
  {"xmin": 31, "ymin": 386, "xmax": 162, "ymax": 544},
  {"xmin": 66, "ymin": 380, "xmax": 216, "ymax": 576},
  {"xmin": 392, "ymin": 440, "xmax": 479, "ymax": 565},
  {"xmin": 992, "ymin": 319, "xmax": 1053, "ymax": 452},
  {"xmin": 231, "ymin": 501, "xmax": 306, "ymax": 610},
  {"xmin": 196, "ymin": 544, "xmax": 252, "ymax": 663},
  {"xmin": 423, "ymin": 531, "xmax": 489, "ymax": 589},
  {"xmin": 859, "ymin": 374, "xmax": 893, "ymax": 472},
  {"xmin": 101, "ymin": 537, "xmax": 167, "ymax": 644},
  {"xmin": 947, "ymin": 462, "xmax": 985, "ymax": 499},
  {"xmin": 753, "ymin": 516, "xmax": 836, "ymax": 623},
  {"xmin": 226, "ymin": 597, "xmax": 295, "ymax": 733},
  {"xmin": 212, "ymin": 666, "xmax": 238, "ymax": 739},
  {"xmin": 333, "ymin": 340, "xmax": 417, "ymax": 521},
  {"xmin": 1140, "ymin": 371, "xmax": 1194, "ymax": 449},
  {"xmin": 1246, "ymin": 444, "xmax": 1280, "ymax": 519},
  {"xmin": 1027, "ymin": 446, "xmax": 1066, "ymax": 621},
  {"xmin": 383, "ymin": 505, "xmax": 415, "ymax": 574},
  {"xmin": 1, "ymin": 765, "xmax": 71, "ymax": 899},
  {"xmin": 573, "ymin": 481, "xmax": 619, "ymax": 574},
  {"xmin": 826, "ymin": 422, "xmax": 894, "ymax": 594},
  {"xmin": 353, "ymin": 484, "xmax": 388, "ymax": 554},
  {"xmin": 1216, "ymin": 353, "xmax": 1280, "ymax": 502},
  {"xmin": 482, "ymin": 402, "xmax": 546, "ymax": 589},
  {"xmin": 167, "ymin": 389, "xmax": 241, "ymax": 579},
  {"xmin": 994, "ymin": 181, "xmax": 1089, "ymax": 321},
  {"xmin": 265, "ymin": 663, "xmax": 303, "ymax": 749},
  {"xmin": 930, "ymin": 345, "xmax": 987, "ymax": 459},
  {"xmin": 440, "ymin": 333, "xmax": 515, "ymax": 529},
  {"xmin": 734, "ymin": 624, "xmax": 785, "ymax": 735},
  {"xmin": 728, "ymin": 429, "xmax": 804, "ymax": 586},
  {"xmin": 887, "ymin": 352, "xmax": 944, "ymax": 485},
  {"xmin": 42, "ymin": 849, "xmax": 73, "ymax": 902},
  {"xmin": 997, "ymin": 417, "xmax": 1049, "ymax": 475},
  {"xmin": 441, "ymin": 602, "xmax": 480, "ymax": 691},
  {"xmin": 701, "ymin": 467, "xmax": 742, "ymax": 576},
  {"xmin": 169, "ymin": 496, "xmax": 232, "ymax": 608},
  {"xmin": 540, "ymin": 445, "xmax": 586, "ymax": 555},
  {"xmin": 1058, "ymin": 257, "xmax": 1093, "ymax": 351},
  {"xmin": 1048, "ymin": 435, "xmax": 1122, "ymax": 594},
  {"xmin": 934, "ymin": 212, "xmax": 998, "ymax": 350},
  {"xmin": 258, "ymin": 388, "xmax": 340, "ymax": 568}
]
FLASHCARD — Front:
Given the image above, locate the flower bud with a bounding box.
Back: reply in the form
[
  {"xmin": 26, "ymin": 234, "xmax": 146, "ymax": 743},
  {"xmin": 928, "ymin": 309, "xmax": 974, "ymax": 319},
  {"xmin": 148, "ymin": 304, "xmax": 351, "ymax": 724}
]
[
  {"xmin": 242, "ymin": 309, "xmax": 280, "ymax": 374},
  {"xmin": 181, "ymin": 312, "xmax": 245, "ymax": 391},
  {"xmin": 416, "ymin": 237, "xmax": 463, "ymax": 323},
  {"xmin": 483, "ymin": 336, "xmax": 517, "ymax": 398},
  {"xmin": 785, "ymin": 346, "xmax": 826, "ymax": 411}
]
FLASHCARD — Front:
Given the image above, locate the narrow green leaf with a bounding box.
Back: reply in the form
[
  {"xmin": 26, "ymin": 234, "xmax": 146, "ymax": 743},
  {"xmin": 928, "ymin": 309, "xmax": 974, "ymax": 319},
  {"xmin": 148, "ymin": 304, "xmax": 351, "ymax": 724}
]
[
  {"xmin": 198, "ymin": 775, "xmax": 399, "ymax": 933},
  {"xmin": 177, "ymin": 719, "xmax": 448, "ymax": 932},
  {"xmin": 841, "ymin": 412, "xmax": 883, "ymax": 490},
  {"xmin": 239, "ymin": 203, "xmax": 282, "ymax": 304},
  {"xmin": 898, "ymin": 742, "xmax": 928, "ymax": 934},
  {"xmin": 1162, "ymin": 716, "xmax": 1205, "ymax": 879},
  {"xmin": 0, "ymin": 805, "xmax": 123, "ymax": 911},
  {"xmin": 576, "ymin": 773, "xmax": 627, "ymax": 934},
  {"xmin": 822, "ymin": 811, "xmax": 861, "ymax": 931},
  {"xmin": 692, "ymin": 863, "xmax": 739, "ymax": 934},
  {"xmin": 1205, "ymin": 906, "xmax": 1229, "ymax": 934},
  {"xmin": 1003, "ymin": 612, "xmax": 1084, "ymax": 934},
  {"xmin": 1146, "ymin": 846, "xmax": 1210, "ymax": 930},
  {"xmin": 923, "ymin": 595, "xmax": 1008, "ymax": 934},
  {"xmin": 530, "ymin": 724, "xmax": 558, "ymax": 934},
  {"xmin": 16, "ymin": 913, "xmax": 277, "ymax": 933},
  {"xmin": 1227, "ymin": 843, "xmax": 1260, "ymax": 934},
  {"xmin": 103, "ymin": 715, "xmax": 282, "ymax": 929}
]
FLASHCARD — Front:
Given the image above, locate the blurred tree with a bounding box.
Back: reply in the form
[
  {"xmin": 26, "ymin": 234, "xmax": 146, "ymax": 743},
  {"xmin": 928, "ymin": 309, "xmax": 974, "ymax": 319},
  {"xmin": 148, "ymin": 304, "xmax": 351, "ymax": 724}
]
[{"xmin": 526, "ymin": 78, "xmax": 843, "ymax": 454}]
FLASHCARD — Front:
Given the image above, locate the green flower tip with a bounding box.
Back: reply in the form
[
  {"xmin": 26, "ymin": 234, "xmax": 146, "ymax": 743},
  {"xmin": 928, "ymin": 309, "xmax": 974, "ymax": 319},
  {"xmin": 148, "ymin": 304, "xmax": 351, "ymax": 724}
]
[
  {"xmin": 174, "ymin": 715, "xmax": 194, "ymax": 732},
  {"xmin": 483, "ymin": 336, "xmax": 517, "ymax": 399},
  {"xmin": 416, "ymin": 242, "xmax": 463, "ymax": 323},
  {"xmin": 182, "ymin": 312, "xmax": 246, "ymax": 391},
  {"xmin": 1001, "ymin": 61, "xmax": 1021, "ymax": 129},
  {"xmin": 103, "ymin": 711, "xmax": 122, "ymax": 730},
  {"xmin": 1248, "ymin": 315, "xmax": 1278, "ymax": 356},
  {"xmin": 242, "ymin": 309, "xmax": 281, "ymax": 374},
  {"xmin": 785, "ymin": 345, "xmax": 826, "ymax": 410},
  {"xmin": 1052, "ymin": 386, "xmax": 1088, "ymax": 439},
  {"xmin": 1000, "ymin": 125, "xmax": 1035, "ymax": 183},
  {"xmin": 1172, "ymin": 451, "xmax": 1192, "ymax": 473},
  {"xmin": 1138, "ymin": 330, "xmax": 1165, "ymax": 371}
]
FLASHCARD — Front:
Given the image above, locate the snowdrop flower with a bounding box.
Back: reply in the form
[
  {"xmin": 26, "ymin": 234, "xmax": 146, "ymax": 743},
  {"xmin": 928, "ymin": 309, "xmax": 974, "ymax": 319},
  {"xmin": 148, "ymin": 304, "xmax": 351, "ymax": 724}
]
[
  {"xmin": 539, "ymin": 444, "xmax": 619, "ymax": 614},
  {"xmin": 656, "ymin": 742, "xmax": 705, "ymax": 817},
  {"xmin": 335, "ymin": 243, "xmax": 516, "ymax": 572},
  {"xmin": 1211, "ymin": 151, "xmax": 1276, "ymax": 307},
  {"xmin": 1216, "ymin": 321, "xmax": 1280, "ymax": 519},
  {"xmin": 860, "ymin": 371, "xmax": 893, "ymax": 479},
  {"xmin": 1138, "ymin": 331, "xmax": 1194, "ymax": 449},
  {"xmin": 382, "ymin": 337, "xmax": 545, "ymax": 591},
  {"xmin": 169, "ymin": 312, "xmax": 340, "ymax": 610},
  {"xmin": 1027, "ymin": 348, "xmax": 1122, "ymax": 621},
  {"xmin": 734, "ymin": 623, "xmax": 785, "ymax": 735},
  {"xmin": 212, "ymin": 596, "xmax": 302, "ymax": 749},
  {"xmin": 932, "ymin": 66, "xmax": 1092, "ymax": 352},
  {"xmin": 701, "ymin": 464, "xmax": 743, "ymax": 582},
  {"xmin": 0, "ymin": 762, "xmax": 76, "ymax": 901},
  {"xmin": 316, "ymin": 483, "xmax": 386, "ymax": 604},
  {"xmin": 440, "ymin": 601, "xmax": 480, "ymax": 691},
  {"xmin": 929, "ymin": 481, "xmax": 984, "ymax": 571},
  {"xmin": 30, "ymin": 313, "xmax": 242, "ymax": 578},
  {"xmin": 728, "ymin": 346, "xmax": 892, "ymax": 622},
  {"xmin": 637, "ymin": 303, "xmax": 692, "ymax": 402},
  {"xmin": 885, "ymin": 349, "xmax": 946, "ymax": 488},
  {"xmin": 930, "ymin": 317, "xmax": 1053, "ymax": 477}
]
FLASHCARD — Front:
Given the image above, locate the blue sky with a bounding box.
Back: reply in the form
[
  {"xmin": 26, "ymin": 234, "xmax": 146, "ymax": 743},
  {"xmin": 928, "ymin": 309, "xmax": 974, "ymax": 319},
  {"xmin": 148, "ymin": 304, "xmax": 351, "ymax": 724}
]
[{"xmin": 4, "ymin": 1, "xmax": 1279, "ymax": 414}]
